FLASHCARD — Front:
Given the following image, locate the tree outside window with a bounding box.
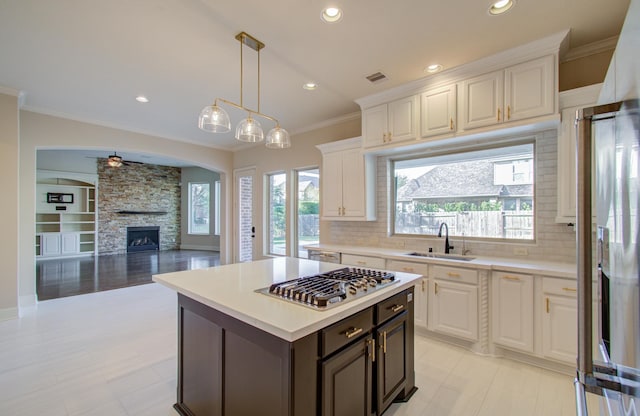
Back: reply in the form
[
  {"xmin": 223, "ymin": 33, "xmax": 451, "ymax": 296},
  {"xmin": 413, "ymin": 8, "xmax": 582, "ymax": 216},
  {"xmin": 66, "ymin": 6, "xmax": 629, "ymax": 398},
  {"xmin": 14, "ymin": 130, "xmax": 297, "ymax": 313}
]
[{"xmin": 189, "ymin": 182, "xmax": 210, "ymax": 235}]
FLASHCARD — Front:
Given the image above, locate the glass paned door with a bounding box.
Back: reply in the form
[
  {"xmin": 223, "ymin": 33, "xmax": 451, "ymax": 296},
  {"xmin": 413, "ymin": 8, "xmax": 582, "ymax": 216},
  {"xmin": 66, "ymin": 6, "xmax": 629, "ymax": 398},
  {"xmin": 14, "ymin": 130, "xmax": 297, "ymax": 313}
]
[
  {"xmin": 234, "ymin": 168, "xmax": 256, "ymax": 262},
  {"xmin": 295, "ymin": 168, "xmax": 320, "ymax": 258}
]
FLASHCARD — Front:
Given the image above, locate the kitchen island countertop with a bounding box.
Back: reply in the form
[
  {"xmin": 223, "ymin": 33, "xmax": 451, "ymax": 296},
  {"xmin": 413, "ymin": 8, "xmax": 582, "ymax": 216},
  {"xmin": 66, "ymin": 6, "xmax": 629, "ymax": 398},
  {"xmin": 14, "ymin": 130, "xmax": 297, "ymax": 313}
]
[{"xmin": 153, "ymin": 257, "xmax": 421, "ymax": 342}]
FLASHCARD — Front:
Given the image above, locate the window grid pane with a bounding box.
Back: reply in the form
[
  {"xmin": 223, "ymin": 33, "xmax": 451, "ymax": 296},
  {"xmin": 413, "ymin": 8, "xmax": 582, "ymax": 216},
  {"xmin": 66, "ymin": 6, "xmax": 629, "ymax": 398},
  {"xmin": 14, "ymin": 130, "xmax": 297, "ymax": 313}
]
[
  {"xmin": 188, "ymin": 183, "xmax": 210, "ymax": 235},
  {"xmin": 393, "ymin": 143, "xmax": 534, "ymax": 240},
  {"xmin": 268, "ymin": 173, "xmax": 286, "ymax": 255}
]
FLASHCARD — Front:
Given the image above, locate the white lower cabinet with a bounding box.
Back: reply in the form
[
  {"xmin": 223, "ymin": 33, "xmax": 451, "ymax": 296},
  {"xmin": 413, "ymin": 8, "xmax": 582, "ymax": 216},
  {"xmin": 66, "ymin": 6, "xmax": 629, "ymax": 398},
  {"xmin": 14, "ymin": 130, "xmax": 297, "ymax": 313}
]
[
  {"xmin": 541, "ymin": 278, "xmax": 578, "ymax": 364},
  {"xmin": 491, "ymin": 272, "xmax": 534, "ymax": 352},
  {"xmin": 428, "ymin": 265, "xmax": 479, "ymax": 341},
  {"xmin": 386, "ymin": 260, "xmax": 429, "ymax": 329},
  {"xmin": 40, "ymin": 232, "xmax": 81, "ymax": 257}
]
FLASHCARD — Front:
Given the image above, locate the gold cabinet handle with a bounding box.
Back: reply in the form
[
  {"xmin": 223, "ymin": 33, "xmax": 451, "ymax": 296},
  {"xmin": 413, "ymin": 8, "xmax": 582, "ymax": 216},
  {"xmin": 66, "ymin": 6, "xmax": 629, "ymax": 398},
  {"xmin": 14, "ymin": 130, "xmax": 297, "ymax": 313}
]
[
  {"xmin": 497, "ymin": 108, "xmax": 501, "ymax": 122},
  {"xmin": 357, "ymin": 261, "xmax": 367, "ymax": 265},
  {"xmin": 387, "ymin": 131, "xmax": 392, "ymax": 141},
  {"xmin": 391, "ymin": 304, "xmax": 404, "ymax": 313},
  {"xmin": 562, "ymin": 287, "xmax": 577, "ymax": 292},
  {"xmin": 402, "ymin": 267, "xmax": 415, "ymax": 272},
  {"xmin": 450, "ymin": 118, "xmax": 454, "ymax": 130},
  {"xmin": 345, "ymin": 327, "xmax": 363, "ymax": 339},
  {"xmin": 502, "ymin": 275, "xmax": 521, "ymax": 281},
  {"xmin": 421, "ymin": 280, "xmax": 425, "ymax": 292},
  {"xmin": 383, "ymin": 331, "xmax": 387, "ymax": 354},
  {"xmin": 507, "ymin": 105, "xmax": 511, "ymax": 120},
  {"xmin": 546, "ymin": 297, "xmax": 550, "ymax": 313},
  {"xmin": 447, "ymin": 272, "xmax": 461, "ymax": 278},
  {"xmin": 435, "ymin": 282, "xmax": 439, "ymax": 294},
  {"xmin": 369, "ymin": 338, "xmax": 376, "ymax": 362}
]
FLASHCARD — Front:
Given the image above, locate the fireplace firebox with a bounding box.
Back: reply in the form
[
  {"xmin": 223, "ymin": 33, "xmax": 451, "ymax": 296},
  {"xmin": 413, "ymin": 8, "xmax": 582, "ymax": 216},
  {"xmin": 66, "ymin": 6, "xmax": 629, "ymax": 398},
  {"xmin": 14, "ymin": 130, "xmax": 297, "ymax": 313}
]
[{"xmin": 127, "ymin": 226, "xmax": 160, "ymax": 253}]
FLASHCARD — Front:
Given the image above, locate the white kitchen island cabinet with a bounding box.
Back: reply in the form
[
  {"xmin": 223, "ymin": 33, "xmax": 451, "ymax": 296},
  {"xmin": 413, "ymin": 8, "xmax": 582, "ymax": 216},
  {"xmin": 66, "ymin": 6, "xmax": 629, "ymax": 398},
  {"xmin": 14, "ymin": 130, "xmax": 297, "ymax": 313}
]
[{"xmin": 153, "ymin": 258, "xmax": 420, "ymax": 416}]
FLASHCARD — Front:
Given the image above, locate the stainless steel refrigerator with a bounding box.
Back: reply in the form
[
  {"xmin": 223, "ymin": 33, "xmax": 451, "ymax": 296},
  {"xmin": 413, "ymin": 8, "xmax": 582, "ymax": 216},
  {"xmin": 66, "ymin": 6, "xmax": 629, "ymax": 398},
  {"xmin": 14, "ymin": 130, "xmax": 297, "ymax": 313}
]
[{"xmin": 574, "ymin": 100, "xmax": 640, "ymax": 415}]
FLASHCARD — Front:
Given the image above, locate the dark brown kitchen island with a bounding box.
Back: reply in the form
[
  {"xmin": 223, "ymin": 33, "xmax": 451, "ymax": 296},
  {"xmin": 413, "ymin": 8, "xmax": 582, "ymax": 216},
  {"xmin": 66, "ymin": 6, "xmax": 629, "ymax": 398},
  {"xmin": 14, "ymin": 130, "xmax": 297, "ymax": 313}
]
[{"xmin": 153, "ymin": 257, "xmax": 420, "ymax": 416}]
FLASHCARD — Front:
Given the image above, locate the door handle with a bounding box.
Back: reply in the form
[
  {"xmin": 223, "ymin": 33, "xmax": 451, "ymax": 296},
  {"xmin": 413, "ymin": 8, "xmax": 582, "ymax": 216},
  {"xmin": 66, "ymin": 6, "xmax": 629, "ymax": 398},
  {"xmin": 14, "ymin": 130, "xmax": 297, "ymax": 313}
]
[{"xmin": 251, "ymin": 226, "xmax": 255, "ymax": 238}]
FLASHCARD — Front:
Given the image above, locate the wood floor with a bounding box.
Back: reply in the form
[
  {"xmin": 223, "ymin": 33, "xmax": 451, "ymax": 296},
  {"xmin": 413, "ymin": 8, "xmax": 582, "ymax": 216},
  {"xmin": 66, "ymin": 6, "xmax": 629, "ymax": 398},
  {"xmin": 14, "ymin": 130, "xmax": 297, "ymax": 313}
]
[
  {"xmin": 0, "ymin": 282, "xmax": 603, "ymax": 416},
  {"xmin": 36, "ymin": 250, "xmax": 220, "ymax": 301}
]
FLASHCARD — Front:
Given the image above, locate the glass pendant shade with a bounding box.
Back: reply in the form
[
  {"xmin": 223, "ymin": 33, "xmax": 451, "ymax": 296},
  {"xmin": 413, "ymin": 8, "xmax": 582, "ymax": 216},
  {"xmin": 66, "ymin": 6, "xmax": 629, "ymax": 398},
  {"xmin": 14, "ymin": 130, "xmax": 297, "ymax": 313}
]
[
  {"xmin": 235, "ymin": 115, "xmax": 264, "ymax": 142},
  {"xmin": 266, "ymin": 126, "xmax": 291, "ymax": 149},
  {"xmin": 198, "ymin": 104, "xmax": 231, "ymax": 133}
]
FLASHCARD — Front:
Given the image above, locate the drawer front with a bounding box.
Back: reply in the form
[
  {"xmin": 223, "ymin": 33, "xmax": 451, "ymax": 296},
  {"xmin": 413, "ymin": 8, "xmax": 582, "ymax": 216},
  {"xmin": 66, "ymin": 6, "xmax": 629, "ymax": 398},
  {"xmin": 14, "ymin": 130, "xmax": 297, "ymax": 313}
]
[
  {"xmin": 386, "ymin": 260, "xmax": 428, "ymax": 276},
  {"xmin": 542, "ymin": 277, "xmax": 577, "ymax": 297},
  {"xmin": 342, "ymin": 254, "xmax": 386, "ymax": 269},
  {"xmin": 322, "ymin": 307, "xmax": 374, "ymax": 357},
  {"xmin": 430, "ymin": 265, "xmax": 478, "ymax": 285},
  {"xmin": 376, "ymin": 290, "xmax": 409, "ymax": 325}
]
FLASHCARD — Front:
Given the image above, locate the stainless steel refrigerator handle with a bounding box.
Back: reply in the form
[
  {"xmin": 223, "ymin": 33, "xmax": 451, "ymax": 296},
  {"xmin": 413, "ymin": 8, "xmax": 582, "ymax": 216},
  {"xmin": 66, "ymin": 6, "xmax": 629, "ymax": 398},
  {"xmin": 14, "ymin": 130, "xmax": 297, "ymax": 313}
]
[
  {"xmin": 576, "ymin": 107, "xmax": 594, "ymax": 381},
  {"xmin": 575, "ymin": 102, "xmax": 622, "ymax": 390}
]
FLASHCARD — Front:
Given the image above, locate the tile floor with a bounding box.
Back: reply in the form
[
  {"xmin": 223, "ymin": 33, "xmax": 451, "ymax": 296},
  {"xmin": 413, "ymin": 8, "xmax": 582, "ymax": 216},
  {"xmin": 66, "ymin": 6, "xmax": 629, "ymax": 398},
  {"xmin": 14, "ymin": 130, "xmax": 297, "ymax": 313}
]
[{"xmin": 0, "ymin": 283, "xmax": 600, "ymax": 416}]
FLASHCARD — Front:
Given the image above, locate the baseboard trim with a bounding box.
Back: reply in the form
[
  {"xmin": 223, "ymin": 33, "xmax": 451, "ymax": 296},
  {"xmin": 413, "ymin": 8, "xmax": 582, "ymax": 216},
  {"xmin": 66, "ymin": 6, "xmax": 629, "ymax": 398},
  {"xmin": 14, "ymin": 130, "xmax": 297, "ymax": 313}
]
[
  {"xmin": 0, "ymin": 306, "xmax": 19, "ymax": 321},
  {"xmin": 180, "ymin": 244, "xmax": 219, "ymax": 251}
]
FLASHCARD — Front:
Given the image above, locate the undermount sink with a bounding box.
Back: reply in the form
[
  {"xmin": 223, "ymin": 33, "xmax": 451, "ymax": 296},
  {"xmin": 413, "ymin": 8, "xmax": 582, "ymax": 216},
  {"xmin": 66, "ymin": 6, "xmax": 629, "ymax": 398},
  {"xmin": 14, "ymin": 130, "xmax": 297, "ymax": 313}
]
[{"xmin": 406, "ymin": 252, "xmax": 475, "ymax": 261}]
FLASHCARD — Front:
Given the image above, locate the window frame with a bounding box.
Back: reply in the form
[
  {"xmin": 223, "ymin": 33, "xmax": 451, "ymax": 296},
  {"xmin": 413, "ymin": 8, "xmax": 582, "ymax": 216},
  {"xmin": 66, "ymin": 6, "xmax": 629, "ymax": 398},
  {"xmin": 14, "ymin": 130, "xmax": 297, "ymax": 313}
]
[
  {"xmin": 187, "ymin": 182, "xmax": 211, "ymax": 236},
  {"xmin": 265, "ymin": 171, "xmax": 287, "ymax": 256},
  {"xmin": 390, "ymin": 140, "xmax": 536, "ymax": 242}
]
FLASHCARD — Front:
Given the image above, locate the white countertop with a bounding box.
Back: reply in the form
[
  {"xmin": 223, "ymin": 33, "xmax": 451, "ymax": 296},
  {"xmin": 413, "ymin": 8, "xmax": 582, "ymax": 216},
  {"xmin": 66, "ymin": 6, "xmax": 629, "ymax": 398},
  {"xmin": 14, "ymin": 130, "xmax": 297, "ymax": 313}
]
[
  {"xmin": 305, "ymin": 244, "xmax": 576, "ymax": 279},
  {"xmin": 152, "ymin": 257, "xmax": 421, "ymax": 342}
]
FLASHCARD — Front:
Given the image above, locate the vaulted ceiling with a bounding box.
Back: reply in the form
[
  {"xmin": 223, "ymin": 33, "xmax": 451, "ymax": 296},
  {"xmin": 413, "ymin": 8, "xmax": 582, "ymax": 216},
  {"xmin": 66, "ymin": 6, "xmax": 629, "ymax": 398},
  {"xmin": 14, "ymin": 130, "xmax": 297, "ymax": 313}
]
[{"xmin": 0, "ymin": 0, "xmax": 630, "ymax": 154}]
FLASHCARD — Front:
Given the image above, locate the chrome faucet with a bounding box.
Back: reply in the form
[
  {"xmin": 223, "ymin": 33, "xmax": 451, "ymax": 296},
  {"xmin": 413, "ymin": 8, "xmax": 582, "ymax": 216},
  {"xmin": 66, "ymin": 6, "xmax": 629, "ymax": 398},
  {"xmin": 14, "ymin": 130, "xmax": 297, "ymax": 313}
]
[{"xmin": 438, "ymin": 222, "xmax": 454, "ymax": 254}]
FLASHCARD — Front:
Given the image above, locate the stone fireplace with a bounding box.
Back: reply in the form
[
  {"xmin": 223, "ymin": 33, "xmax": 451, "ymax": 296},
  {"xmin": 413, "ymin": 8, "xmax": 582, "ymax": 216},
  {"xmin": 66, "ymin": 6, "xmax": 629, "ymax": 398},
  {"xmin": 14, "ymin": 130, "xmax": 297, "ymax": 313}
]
[{"xmin": 127, "ymin": 226, "xmax": 160, "ymax": 253}]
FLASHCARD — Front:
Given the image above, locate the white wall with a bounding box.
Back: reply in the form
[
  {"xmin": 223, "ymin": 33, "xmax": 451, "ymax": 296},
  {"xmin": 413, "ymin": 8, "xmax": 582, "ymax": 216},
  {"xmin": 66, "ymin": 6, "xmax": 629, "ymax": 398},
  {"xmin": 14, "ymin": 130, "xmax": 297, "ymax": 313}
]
[
  {"xmin": 18, "ymin": 110, "xmax": 234, "ymax": 309},
  {"xmin": 0, "ymin": 91, "xmax": 19, "ymax": 320},
  {"xmin": 37, "ymin": 149, "xmax": 98, "ymax": 174},
  {"xmin": 181, "ymin": 166, "xmax": 220, "ymax": 250}
]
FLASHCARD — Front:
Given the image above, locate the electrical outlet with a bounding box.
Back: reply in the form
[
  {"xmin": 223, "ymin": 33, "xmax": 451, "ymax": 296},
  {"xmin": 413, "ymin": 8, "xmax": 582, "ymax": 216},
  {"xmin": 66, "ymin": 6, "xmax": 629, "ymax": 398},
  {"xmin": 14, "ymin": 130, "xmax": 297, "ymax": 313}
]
[{"xmin": 513, "ymin": 247, "xmax": 528, "ymax": 256}]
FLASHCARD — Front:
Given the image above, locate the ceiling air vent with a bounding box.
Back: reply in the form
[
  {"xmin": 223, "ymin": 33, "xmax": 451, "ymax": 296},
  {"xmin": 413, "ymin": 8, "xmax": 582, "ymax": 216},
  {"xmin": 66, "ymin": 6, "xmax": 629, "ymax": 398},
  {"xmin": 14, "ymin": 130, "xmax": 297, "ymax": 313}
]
[{"xmin": 366, "ymin": 72, "xmax": 388, "ymax": 84}]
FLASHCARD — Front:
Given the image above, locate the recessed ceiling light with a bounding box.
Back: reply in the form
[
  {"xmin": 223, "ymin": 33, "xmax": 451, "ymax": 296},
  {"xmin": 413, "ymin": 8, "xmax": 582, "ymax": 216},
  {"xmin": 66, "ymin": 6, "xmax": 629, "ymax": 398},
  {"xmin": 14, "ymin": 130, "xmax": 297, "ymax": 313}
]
[
  {"xmin": 489, "ymin": 0, "xmax": 514, "ymax": 15},
  {"xmin": 135, "ymin": 95, "xmax": 149, "ymax": 103},
  {"xmin": 303, "ymin": 82, "xmax": 318, "ymax": 90},
  {"xmin": 321, "ymin": 6, "xmax": 343, "ymax": 23},
  {"xmin": 425, "ymin": 64, "xmax": 443, "ymax": 73}
]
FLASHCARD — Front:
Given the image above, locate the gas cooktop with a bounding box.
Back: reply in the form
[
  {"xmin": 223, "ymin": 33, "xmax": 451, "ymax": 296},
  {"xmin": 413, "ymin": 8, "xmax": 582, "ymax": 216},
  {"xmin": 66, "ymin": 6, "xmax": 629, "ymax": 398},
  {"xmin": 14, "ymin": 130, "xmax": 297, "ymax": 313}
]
[{"xmin": 256, "ymin": 267, "xmax": 396, "ymax": 310}]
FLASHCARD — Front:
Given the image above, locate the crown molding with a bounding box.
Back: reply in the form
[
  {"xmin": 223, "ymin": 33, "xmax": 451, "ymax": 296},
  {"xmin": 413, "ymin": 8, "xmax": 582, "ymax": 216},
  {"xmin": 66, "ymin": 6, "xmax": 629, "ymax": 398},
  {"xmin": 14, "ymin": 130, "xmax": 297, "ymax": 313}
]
[{"xmin": 561, "ymin": 36, "xmax": 618, "ymax": 62}]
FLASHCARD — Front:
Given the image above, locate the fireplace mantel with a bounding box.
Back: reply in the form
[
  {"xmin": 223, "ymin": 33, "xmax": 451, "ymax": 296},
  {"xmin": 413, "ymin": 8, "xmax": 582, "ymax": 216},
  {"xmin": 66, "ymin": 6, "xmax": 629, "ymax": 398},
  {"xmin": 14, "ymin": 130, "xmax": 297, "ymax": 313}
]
[{"xmin": 117, "ymin": 210, "xmax": 167, "ymax": 215}]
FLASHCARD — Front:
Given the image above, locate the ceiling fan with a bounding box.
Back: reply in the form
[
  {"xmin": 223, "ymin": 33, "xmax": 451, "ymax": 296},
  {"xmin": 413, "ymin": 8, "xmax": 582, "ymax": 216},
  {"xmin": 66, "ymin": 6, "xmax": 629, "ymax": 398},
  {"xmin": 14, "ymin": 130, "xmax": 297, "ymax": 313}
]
[{"xmin": 106, "ymin": 152, "xmax": 143, "ymax": 168}]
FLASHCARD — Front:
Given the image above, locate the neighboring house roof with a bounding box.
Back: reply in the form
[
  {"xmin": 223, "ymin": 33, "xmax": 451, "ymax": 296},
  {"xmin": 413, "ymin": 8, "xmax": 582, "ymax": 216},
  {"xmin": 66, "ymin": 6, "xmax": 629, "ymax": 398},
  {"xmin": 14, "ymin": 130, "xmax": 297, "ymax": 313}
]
[{"xmin": 397, "ymin": 160, "xmax": 532, "ymax": 202}]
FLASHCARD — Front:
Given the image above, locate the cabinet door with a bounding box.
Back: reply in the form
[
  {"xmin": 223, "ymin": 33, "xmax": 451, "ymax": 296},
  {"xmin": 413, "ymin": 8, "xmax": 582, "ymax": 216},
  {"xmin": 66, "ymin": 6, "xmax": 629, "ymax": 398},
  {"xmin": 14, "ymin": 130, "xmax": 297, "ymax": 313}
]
[
  {"xmin": 542, "ymin": 295, "xmax": 577, "ymax": 363},
  {"xmin": 41, "ymin": 233, "xmax": 61, "ymax": 257},
  {"xmin": 460, "ymin": 70, "xmax": 503, "ymax": 130},
  {"xmin": 429, "ymin": 279, "xmax": 478, "ymax": 341},
  {"xmin": 362, "ymin": 104, "xmax": 388, "ymax": 148},
  {"xmin": 420, "ymin": 84, "xmax": 456, "ymax": 138},
  {"xmin": 321, "ymin": 337, "xmax": 373, "ymax": 416},
  {"xmin": 491, "ymin": 272, "xmax": 534, "ymax": 352},
  {"xmin": 321, "ymin": 151, "xmax": 344, "ymax": 218},
  {"xmin": 376, "ymin": 312, "xmax": 408, "ymax": 414},
  {"xmin": 504, "ymin": 55, "xmax": 555, "ymax": 122},
  {"xmin": 388, "ymin": 96, "xmax": 418, "ymax": 143},
  {"xmin": 340, "ymin": 148, "xmax": 366, "ymax": 218},
  {"xmin": 61, "ymin": 232, "xmax": 80, "ymax": 255}
]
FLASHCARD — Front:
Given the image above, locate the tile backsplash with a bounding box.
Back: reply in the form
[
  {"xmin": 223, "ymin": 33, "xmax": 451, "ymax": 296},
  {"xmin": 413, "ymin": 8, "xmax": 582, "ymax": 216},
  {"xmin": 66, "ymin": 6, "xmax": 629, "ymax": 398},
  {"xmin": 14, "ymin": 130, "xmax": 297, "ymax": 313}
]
[{"xmin": 325, "ymin": 129, "xmax": 577, "ymax": 264}]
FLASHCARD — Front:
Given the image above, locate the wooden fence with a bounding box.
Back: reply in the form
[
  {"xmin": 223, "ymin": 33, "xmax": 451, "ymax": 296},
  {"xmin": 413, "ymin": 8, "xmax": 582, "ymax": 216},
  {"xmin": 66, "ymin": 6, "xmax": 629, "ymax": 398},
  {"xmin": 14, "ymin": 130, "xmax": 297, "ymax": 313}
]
[{"xmin": 395, "ymin": 211, "xmax": 533, "ymax": 239}]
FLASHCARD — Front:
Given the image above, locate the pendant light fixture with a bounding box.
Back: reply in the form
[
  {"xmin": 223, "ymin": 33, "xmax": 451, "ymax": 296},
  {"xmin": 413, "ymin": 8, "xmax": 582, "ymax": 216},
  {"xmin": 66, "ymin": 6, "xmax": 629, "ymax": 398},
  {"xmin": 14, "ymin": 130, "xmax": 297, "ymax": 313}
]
[{"xmin": 198, "ymin": 32, "xmax": 291, "ymax": 149}]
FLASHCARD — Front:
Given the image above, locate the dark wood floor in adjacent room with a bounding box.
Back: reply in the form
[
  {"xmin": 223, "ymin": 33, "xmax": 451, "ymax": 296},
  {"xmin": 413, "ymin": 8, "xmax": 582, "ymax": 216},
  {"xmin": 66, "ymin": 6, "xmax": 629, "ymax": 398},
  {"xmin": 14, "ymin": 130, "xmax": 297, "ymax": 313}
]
[{"xmin": 36, "ymin": 249, "xmax": 220, "ymax": 301}]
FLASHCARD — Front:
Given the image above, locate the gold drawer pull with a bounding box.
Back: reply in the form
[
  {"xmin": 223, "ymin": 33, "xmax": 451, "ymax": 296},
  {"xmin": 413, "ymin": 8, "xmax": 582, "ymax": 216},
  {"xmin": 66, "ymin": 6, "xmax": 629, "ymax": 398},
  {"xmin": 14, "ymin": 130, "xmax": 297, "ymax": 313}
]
[
  {"xmin": 391, "ymin": 304, "xmax": 404, "ymax": 313},
  {"xmin": 507, "ymin": 105, "xmax": 511, "ymax": 120},
  {"xmin": 450, "ymin": 118, "xmax": 454, "ymax": 130},
  {"xmin": 546, "ymin": 298, "xmax": 550, "ymax": 313},
  {"xmin": 447, "ymin": 272, "xmax": 461, "ymax": 278},
  {"xmin": 383, "ymin": 331, "xmax": 387, "ymax": 354},
  {"xmin": 345, "ymin": 327, "xmax": 363, "ymax": 339},
  {"xmin": 368, "ymin": 338, "xmax": 376, "ymax": 362},
  {"xmin": 562, "ymin": 287, "xmax": 577, "ymax": 292},
  {"xmin": 503, "ymin": 275, "xmax": 521, "ymax": 281},
  {"xmin": 357, "ymin": 261, "xmax": 367, "ymax": 265},
  {"xmin": 402, "ymin": 267, "xmax": 415, "ymax": 272},
  {"xmin": 497, "ymin": 108, "xmax": 501, "ymax": 122}
]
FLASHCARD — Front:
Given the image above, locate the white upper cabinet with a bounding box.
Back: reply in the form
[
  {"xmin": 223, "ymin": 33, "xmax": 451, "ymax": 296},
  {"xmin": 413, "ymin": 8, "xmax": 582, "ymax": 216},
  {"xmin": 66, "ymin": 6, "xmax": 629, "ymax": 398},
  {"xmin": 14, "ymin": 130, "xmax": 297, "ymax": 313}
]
[
  {"xmin": 420, "ymin": 84, "xmax": 457, "ymax": 139},
  {"xmin": 317, "ymin": 137, "xmax": 376, "ymax": 221},
  {"xmin": 556, "ymin": 84, "xmax": 601, "ymax": 223},
  {"xmin": 461, "ymin": 55, "xmax": 555, "ymax": 131},
  {"xmin": 362, "ymin": 96, "xmax": 418, "ymax": 148}
]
